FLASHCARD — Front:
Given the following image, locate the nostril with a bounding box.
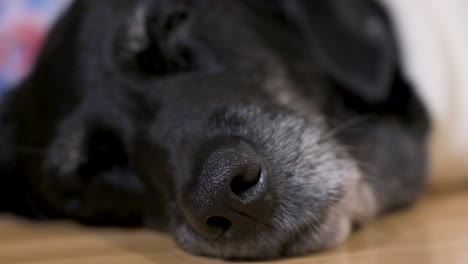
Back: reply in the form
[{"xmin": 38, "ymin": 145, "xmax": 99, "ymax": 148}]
[
  {"xmin": 206, "ymin": 216, "xmax": 232, "ymax": 232},
  {"xmin": 230, "ymin": 168, "xmax": 261, "ymax": 196},
  {"xmin": 183, "ymin": 140, "xmax": 272, "ymax": 240}
]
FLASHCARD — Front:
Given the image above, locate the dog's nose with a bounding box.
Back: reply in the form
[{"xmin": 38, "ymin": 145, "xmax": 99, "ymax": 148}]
[{"xmin": 183, "ymin": 140, "xmax": 273, "ymax": 241}]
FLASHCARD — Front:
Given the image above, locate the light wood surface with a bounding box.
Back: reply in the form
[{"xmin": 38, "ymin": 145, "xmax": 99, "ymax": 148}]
[{"xmin": 1, "ymin": 184, "xmax": 468, "ymax": 264}]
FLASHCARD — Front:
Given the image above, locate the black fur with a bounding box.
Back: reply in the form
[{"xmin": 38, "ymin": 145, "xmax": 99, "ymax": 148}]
[{"xmin": 0, "ymin": 0, "xmax": 429, "ymax": 259}]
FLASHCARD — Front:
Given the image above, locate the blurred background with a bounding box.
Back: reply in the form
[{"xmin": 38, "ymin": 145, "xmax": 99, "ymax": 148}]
[{"xmin": 0, "ymin": 0, "xmax": 71, "ymax": 95}]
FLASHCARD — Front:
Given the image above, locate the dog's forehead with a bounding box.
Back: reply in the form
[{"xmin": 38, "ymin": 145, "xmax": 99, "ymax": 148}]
[
  {"xmin": 186, "ymin": 1, "xmax": 295, "ymax": 68},
  {"xmin": 112, "ymin": 2, "xmax": 304, "ymax": 96}
]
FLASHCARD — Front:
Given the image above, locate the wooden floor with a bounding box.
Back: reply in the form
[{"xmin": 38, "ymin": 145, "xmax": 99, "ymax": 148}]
[{"xmin": 1, "ymin": 184, "xmax": 468, "ymax": 264}]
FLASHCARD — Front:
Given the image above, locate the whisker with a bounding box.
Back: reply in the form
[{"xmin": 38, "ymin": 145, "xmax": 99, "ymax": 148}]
[
  {"xmin": 319, "ymin": 114, "xmax": 376, "ymax": 144},
  {"xmin": 276, "ymin": 168, "xmax": 345, "ymax": 186},
  {"xmin": 304, "ymin": 213, "xmax": 322, "ymax": 233},
  {"xmin": 335, "ymin": 144, "xmax": 366, "ymax": 153}
]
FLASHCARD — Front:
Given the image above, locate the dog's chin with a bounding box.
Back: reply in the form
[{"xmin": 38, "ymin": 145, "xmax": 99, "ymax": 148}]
[
  {"xmin": 172, "ymin": 207, "xmax": 353, "ymax": 260},
  {"xmin": 281, "ymin": 207, "xmax": 353, "ymax": 257}
]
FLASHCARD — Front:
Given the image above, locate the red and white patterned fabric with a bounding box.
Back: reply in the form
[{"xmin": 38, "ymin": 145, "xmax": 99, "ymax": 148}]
[{"xmin": 0, "ymin": 0, "xmax": 72, "ymax": 94}]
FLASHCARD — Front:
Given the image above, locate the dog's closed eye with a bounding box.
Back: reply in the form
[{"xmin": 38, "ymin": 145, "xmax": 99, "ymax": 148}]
[
  {"xmin": 78, "ymin": 127, "xmax": 128, "ymax": 184},
  {"xmin": 114, "ymin": 0, "xmax": 217, "ymax": 77},
  {"xmin": 61, "ymin": 126, "xmax": 145, "ymax": 225}
]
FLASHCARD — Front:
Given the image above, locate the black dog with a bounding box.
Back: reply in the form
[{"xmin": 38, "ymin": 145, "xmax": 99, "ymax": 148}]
[{"xmin": 0, "ymin": 0, "xmax": 429, "ymax": 260}]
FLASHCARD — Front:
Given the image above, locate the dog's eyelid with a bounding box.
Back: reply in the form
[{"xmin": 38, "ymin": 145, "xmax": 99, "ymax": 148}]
[
  {"xmin": 77, "ymin": 127, "xmax": 129, "ymax": 184},
  {"xmin": 163, "ymin": 10, "xmax": 191, "ymax": 34},
  {"xmin": 115, "ymin": 10, "xmax": 202, "ymax": 77}
]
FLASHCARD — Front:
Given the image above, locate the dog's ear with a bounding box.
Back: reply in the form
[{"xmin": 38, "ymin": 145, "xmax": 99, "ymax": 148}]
[
  {"xmin": 116, "ymin": 0, "xmax": 208, "ymax": 76},
  {"xmin": 282, "ymin": 0, "xmax": 397, "ymax": 104}
]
